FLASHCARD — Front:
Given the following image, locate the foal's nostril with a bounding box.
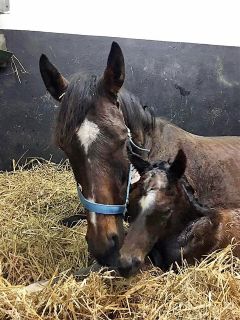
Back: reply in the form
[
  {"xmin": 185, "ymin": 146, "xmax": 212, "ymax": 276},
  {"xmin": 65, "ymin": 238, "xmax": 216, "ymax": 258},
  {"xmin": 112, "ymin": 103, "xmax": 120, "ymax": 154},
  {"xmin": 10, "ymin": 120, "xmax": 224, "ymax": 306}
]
[
  {"xmin": 132, "ymin": 257, "xmax": 142, "ymax": 269},
  {"xmin": 118, "ymin": 256, "xmax": 142, "ymax": 277},
  {"xmin": 118, "ymin": 258, "xmax": 132, "ymax": 277}
]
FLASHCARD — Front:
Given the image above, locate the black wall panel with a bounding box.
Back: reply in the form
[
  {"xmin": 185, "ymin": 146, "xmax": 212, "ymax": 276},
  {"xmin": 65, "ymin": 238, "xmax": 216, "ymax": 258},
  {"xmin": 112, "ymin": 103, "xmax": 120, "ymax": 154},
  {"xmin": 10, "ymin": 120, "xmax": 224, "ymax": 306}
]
[{"xmin": 0, "ymin": 30, "xmax": 239, "ymax": 170}]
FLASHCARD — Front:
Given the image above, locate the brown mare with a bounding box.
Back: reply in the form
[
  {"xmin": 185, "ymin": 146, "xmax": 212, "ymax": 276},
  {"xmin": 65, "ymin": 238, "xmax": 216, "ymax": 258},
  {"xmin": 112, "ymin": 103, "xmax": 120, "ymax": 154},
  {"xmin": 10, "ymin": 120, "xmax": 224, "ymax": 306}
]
[
  {"xmin": 39, "ymin": 42, "xmax": 154, "ymax": 266},
  {"xmin": 39, "ymin": 42, "xmax": 240, "ymax": 270},
  {"xmin": 118, "ymin": 145, "xmax": 240, "ymax": 277}
]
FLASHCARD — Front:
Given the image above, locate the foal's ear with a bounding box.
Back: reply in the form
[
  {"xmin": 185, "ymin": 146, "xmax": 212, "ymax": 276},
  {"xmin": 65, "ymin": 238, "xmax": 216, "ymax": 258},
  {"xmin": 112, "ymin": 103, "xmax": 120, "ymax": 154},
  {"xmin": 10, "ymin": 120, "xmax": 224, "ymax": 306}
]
[
  {"xmin": 39, "ymin": 54, "xmax": 68, "ymax": 101},
  {"xmin": 127, "ymin": 143, "xmax": 150, "ymax": 174},
  {"xmin": 103, "ymin": 42, "xmax": 125, "ymax": 95},
  {"xmin": 168, "ymin": 149, "xmax": 187, "ymax": 180}
]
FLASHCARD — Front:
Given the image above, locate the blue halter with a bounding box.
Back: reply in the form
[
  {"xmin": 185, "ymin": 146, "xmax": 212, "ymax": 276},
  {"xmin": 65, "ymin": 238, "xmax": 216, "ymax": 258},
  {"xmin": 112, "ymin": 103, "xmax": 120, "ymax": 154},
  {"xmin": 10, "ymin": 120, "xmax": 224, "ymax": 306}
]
[{"xmin": 77, "ymin": 128, "xmax": 150, "ymax": 216}]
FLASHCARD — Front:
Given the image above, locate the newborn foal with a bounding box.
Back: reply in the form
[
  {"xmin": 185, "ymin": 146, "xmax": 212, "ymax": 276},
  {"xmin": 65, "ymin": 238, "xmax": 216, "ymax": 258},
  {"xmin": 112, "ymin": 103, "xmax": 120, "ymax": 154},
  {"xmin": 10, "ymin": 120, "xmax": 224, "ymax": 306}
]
[{"xmin": 118, "ymin": 148, "xmax": 240, "ymax": 277}]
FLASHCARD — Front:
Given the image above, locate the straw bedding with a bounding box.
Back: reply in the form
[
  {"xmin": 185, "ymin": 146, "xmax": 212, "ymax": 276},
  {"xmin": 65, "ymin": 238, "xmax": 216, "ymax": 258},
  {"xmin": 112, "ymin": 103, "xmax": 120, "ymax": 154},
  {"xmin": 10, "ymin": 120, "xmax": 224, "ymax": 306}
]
[{"xmin": 0, "ymin": 160, "xmax": 239, "ymax": 320}]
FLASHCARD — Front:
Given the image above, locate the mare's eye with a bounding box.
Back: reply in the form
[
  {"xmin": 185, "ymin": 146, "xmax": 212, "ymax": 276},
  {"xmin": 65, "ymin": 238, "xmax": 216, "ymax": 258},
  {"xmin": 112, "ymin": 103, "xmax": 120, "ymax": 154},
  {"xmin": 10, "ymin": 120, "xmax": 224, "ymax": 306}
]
[
  {"xmin": 116, "ymin": 100, "xmax": 120, "ymax": 108},
  {"xmin": 119, "ymin": 138, "xmax": 126, "ymax": 147}
]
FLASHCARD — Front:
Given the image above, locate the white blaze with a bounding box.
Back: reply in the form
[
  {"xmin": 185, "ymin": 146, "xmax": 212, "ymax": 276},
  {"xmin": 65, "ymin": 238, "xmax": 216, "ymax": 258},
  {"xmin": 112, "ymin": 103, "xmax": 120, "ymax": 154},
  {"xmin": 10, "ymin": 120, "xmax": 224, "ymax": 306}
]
[
  {"xmin": 89, "ymin": 212, "xmax": 97, "ymax": 228},
  {"xmin": 86, "ymin": 197, "xmax": 97, "ymax": 229},
  {"xmin": 76, "ymin": 119, "xmax": 100, "ymax": 154},
  {"xmin": 139, "ymin": 192, "xmax": 156, "ymax": 213}
]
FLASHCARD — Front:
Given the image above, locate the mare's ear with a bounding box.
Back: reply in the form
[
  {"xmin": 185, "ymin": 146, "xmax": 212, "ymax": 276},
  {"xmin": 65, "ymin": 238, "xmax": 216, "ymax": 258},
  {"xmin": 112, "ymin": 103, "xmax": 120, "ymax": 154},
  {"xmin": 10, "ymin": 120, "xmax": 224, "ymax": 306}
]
[
  {"xmin": 168, "ymin": 149, "xmax": 187, "ymax": 180},
  {"xmin": 127, "ymin": 143, "xmax": 150, "ymax": 174},
  {"xmin": 39, "ymin": 54, "xmax": 69, "ymax": 101},
  {"xmin": 103, "ymin": 42, "xmax": 125, "ymax": 95}
]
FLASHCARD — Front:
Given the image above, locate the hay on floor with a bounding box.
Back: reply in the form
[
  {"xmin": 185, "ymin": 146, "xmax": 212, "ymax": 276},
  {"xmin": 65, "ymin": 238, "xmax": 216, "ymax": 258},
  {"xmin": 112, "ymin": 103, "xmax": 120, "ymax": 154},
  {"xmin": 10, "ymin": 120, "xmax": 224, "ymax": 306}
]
[{"xmin": 0, "ymin": 160, "xmax": 239, "ymax": 319}]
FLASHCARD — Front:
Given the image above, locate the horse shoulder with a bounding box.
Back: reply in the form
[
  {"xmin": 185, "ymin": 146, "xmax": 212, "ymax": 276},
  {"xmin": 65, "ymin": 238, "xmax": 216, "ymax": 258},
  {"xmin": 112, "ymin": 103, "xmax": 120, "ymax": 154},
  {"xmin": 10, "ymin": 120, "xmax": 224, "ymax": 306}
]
[{"xmin": 151, "ymin": 119, "xmax": 240, "ymax": 207}]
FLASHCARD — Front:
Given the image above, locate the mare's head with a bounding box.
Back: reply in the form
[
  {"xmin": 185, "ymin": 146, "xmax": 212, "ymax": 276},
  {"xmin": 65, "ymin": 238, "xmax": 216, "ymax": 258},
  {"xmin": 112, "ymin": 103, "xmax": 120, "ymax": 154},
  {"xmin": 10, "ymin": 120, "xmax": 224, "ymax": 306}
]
[
  {"xmin": 118, "ymin": 147, "xmax": 188, "ymax": 276},
  {"xmin": 39, "ymin": 42, "xmax": 153, "ymax": 266}
]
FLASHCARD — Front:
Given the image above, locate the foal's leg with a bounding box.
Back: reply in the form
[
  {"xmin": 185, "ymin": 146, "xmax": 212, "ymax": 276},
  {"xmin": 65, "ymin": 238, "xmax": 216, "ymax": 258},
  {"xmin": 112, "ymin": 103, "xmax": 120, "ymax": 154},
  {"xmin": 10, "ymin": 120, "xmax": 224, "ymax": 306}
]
[
  {"xmin": 159, "ymin": 237, "xmax": 183, "ymax": 270},
  {"xmin": 177, "ymin": 217, "xmax": 218, "ymax": 263},
  {"xmin": 146, "ymin": 238, "xmax": 183, "ymax": 271},
  {"xmin": 150, "ymin": 217, "xmax": 219, "ymax": 270},
  {"xmin": 147, "ymin": 245, "xmax": 164, "ymax": 267}
]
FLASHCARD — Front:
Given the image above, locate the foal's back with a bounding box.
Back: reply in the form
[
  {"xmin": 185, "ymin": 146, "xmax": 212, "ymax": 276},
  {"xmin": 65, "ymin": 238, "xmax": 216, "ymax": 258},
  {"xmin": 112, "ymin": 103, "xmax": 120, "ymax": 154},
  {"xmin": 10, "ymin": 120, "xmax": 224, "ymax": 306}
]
[{"xmin": 150, "ymin": 118, "xmax": 240, "ymax": 208}]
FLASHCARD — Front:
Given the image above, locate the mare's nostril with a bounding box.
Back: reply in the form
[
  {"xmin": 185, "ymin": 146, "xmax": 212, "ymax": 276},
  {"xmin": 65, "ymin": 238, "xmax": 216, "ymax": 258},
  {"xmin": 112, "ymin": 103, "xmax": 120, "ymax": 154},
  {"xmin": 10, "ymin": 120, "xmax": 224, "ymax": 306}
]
[{"xmin": 108, "ymin": 234, "xmax": 119, "ymax": 250}]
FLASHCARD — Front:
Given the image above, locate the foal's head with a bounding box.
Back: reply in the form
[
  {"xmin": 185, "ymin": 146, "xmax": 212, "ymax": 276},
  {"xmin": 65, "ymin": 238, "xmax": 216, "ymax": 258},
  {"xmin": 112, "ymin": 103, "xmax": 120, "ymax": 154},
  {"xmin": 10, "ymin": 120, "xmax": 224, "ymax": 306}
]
[
  {"xmin": 118, "ymin": 148, "xmax": 188, "ymax": 276},
  {"xmin": 39, "ymin": 42, "xmax": 151, "ymax": 266}
]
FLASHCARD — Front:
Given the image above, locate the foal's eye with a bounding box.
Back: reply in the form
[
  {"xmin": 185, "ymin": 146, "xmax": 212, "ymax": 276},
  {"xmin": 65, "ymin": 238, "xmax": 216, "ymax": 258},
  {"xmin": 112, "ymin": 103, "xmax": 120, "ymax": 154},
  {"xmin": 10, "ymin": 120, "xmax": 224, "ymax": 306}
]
[
  {"xmin": 150, "ymin": 187, "xmax": 158, "ymax": 191},
  {"xmin": 147, "ymin": 187, "xmax": 159, "ymax": 192},
  {"xmin": 116, "ymin": 100, "xmax": 120, "ymax": 108},
  {"xmin": 161, "ymin": 207, "xmax": 172, "ymax": 217}
]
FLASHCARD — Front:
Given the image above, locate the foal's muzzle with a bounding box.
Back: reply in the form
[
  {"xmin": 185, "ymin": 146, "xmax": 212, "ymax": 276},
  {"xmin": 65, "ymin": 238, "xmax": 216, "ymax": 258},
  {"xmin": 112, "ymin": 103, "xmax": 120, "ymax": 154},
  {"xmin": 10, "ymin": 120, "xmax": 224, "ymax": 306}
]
[{"xmin": 118, "ymin": 256, "xmax": 142, "ymax": 277}]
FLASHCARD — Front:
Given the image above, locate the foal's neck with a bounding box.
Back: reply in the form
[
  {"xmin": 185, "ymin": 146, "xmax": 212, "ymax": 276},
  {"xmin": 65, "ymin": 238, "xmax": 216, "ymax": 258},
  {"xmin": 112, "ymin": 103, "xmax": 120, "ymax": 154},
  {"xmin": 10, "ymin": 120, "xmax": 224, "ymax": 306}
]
[
  {"xmin": 167, "ymin": 181, "xmax": 200, "ymax": 236},
  {"xmin": 178, "ymin": 178, "xmax": 209, "ymax": 219}
]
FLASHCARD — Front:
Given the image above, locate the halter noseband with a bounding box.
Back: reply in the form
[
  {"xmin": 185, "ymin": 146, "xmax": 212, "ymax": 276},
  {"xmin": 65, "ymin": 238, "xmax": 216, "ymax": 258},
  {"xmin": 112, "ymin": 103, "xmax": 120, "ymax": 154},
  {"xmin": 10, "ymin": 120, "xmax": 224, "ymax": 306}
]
[{"xmin": 77, "ymin": 128, "xmax": 150, "ymax": 216}]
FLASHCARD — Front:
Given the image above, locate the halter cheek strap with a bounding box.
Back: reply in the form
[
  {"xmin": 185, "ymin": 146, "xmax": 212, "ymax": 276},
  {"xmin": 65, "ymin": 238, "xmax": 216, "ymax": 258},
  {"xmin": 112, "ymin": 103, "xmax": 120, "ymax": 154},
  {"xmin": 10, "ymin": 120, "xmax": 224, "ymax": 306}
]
[
  {"xmin": 58, "ymin": 92, "xmax": 66, "ymax": 100},
  {"xmin": 127, "ymin": 128, "xmax": 150, "ymax": 153}
]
